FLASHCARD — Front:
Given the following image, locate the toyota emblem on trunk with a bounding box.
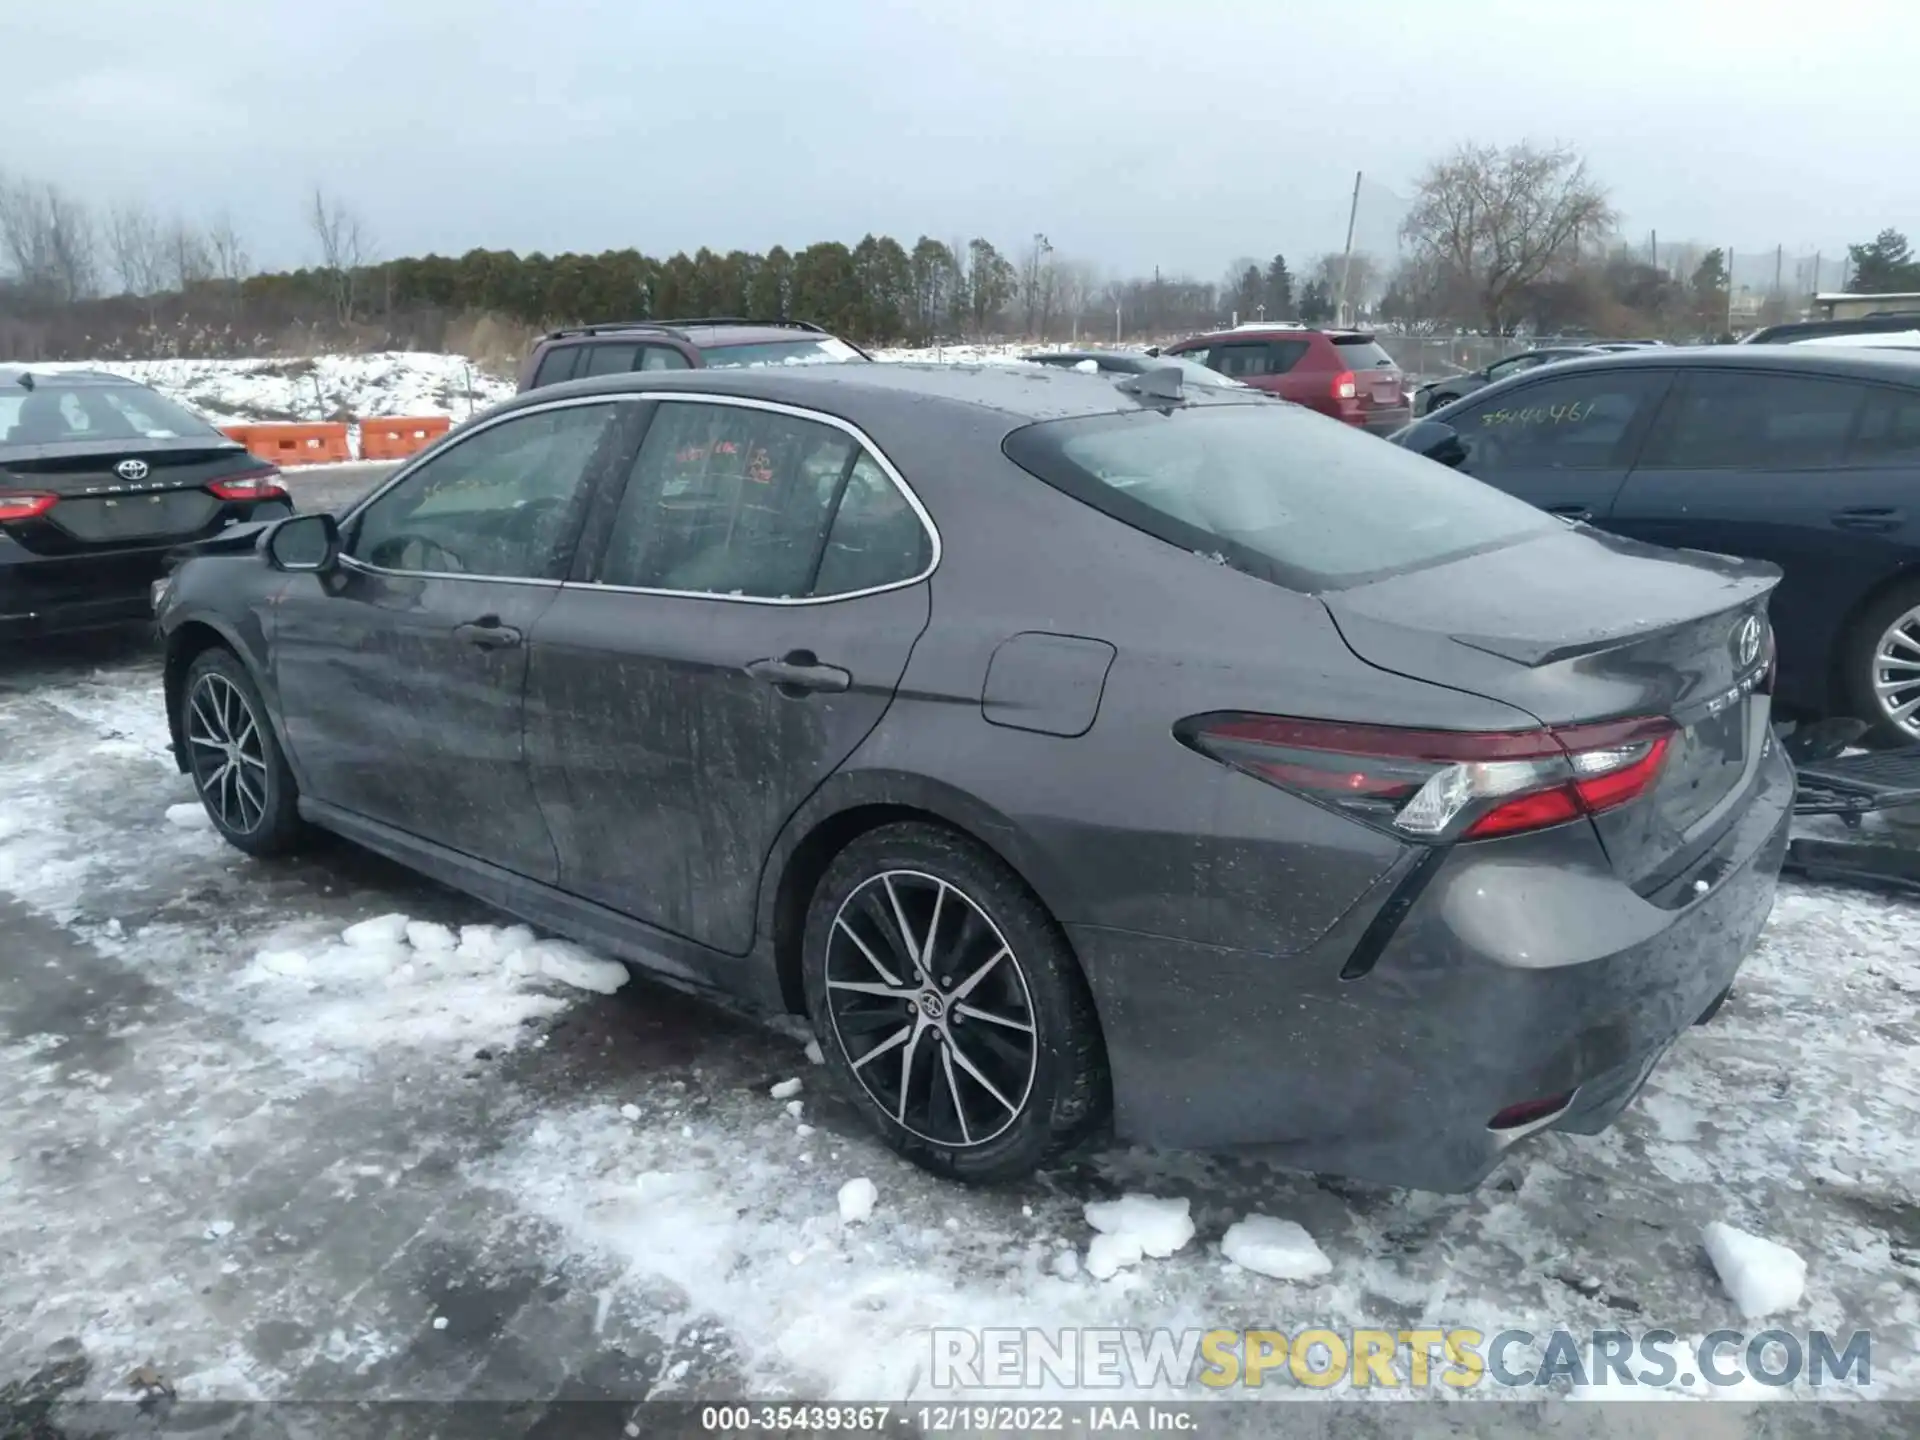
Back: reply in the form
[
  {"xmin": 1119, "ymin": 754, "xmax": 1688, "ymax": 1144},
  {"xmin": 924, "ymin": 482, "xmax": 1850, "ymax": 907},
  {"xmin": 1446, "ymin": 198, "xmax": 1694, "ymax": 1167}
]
[
  {"xmin": 115, "ymin": 459, "xmax": 150, "ymax": 481},
  {"xmin": 1733, "ymin": 614, "xmax": 1762, "ymax": 670}
]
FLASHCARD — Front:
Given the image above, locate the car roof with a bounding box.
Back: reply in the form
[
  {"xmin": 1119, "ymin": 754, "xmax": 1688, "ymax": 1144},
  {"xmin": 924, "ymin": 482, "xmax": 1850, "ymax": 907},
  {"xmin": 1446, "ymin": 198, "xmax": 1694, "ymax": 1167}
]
[
  {"xmin": 1491, "ymin": 344, "xmax": 1920, "ymax": 384},
  {"xmin": 1, "ymin": 366, "xmax": 137, "ymax": 387},
  {"xmin": 504, "ymin": 358, "xmax": 1255, "ymax": 430},
  {"xmin": 540, "ymin": 319, "xmax": 837, "ymax": 349}
]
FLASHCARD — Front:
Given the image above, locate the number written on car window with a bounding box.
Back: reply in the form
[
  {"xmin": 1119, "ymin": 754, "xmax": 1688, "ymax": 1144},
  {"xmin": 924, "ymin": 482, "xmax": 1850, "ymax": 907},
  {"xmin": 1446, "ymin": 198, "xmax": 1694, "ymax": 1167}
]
[{"xmin": 1452, "ymin": 372, "xmax": 1664, "ymax": 473}]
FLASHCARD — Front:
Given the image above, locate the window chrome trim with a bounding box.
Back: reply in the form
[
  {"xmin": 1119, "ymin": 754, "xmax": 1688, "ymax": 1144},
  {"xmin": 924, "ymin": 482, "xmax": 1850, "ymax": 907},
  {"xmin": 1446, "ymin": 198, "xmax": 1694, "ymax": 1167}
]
[{"xmin": 334, "ymin": 389, "xmax": 941, "ymax": 602}]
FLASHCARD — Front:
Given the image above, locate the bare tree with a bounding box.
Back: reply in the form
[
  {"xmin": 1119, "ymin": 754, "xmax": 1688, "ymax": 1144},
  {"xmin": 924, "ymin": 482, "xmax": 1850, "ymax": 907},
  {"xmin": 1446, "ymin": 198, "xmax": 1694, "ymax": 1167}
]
[
  {"xmin": 105, "ymin": 204, "xmax": 168, "ymax": 301},
  {"xmin": 163, "ymin": 220, "xmax": 213, "ymax": 292},
  {"xmin": 1019, "ymin": 232, "xmax": 1053, "ymax": 338},
  {"xmin": 206, "ymin": 212, "xmax": 251, "ymax": 283},
  {"xmin": 308, "ymin": 188, "xmax": 374, "ymax": 327},
  {"xmin": 1310, "ymin": 251, "xmax": 1380, "ymax": 320},
  {"xmin": 1400, "ymin": 142, "xmax": 1614, "ymax": 333},
  {"xmin": 0, "ymin": 173, "xmax": 99, "ymax": 303}
]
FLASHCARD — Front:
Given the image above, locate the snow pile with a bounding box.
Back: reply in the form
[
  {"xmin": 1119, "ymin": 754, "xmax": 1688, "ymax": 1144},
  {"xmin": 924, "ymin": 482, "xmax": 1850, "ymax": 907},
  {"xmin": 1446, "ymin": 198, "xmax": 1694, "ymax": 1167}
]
[
  {"xmin": 163, "ymin": 802, "xmax": 212, "ymax": 830},
  {"xmin": 1703, "ymin": 1221, "xmax": 1807, "ymax": 1318},
  {"xmin": 770, "ymin": 1077, "xmax": 803, "ymax": 1100},
  {"xmin": 40, "ymin": 353, "xmax": 513, "ymax": 429},
  {"xmin": 1218, "ymin": 1215, "xmax": 1331, "ymax": 1281},
  {"xmin": 837, "ymin": 1178, "xmax": 877, "ymax": 1225},
  {"xmin": 228, "ymin": 914, "xmax": 626, "ymax": 1073},
  {"xmin": 1083, "ymin": 1194, "xmax": 1195, "ymax": 1280}
]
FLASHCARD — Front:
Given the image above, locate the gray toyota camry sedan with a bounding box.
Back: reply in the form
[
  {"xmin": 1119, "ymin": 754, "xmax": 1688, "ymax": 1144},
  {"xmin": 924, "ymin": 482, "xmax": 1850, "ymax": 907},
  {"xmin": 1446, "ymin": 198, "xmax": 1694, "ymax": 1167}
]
[{"xmin": 155, "ymin": 361, "xmax": 1793, "ymax": 1191}]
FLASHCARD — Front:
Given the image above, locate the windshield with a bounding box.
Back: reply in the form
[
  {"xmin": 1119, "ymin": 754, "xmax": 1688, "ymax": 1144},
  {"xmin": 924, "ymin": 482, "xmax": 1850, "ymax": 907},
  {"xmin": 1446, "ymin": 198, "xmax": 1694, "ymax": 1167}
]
[
  {"xmin": 0, "ymin": 379, "xmax": 220, "ymax": 445},
  {"xmin": 1330, "ymin": 336, "xmax": 1399, "ymax": 370},
  {"xmin": 701, "ymin": 338, "xmax": 865, "ymax": 368},
  {"xmin": 1003, "ymin": 401, "xmax": 1556, "ymax": 591}
]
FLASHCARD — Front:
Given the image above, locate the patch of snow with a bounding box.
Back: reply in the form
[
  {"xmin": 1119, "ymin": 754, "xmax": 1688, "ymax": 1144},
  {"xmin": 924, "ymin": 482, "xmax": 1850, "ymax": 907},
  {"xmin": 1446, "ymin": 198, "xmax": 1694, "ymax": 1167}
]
[
  {"xmin": 341, "ymin": 913, "xmax": 410, "ymax": 948},
  {"xmin": 784, "ymin": 1100, "xmax": 804, "ymax": 1120},
  {"xmin": 837, "ymin": 1178, "xmax": 877, "ymax": 1225},
  {"xmin": 164, "ymin": 803, "xmax": 211, "ymax": 830},
  {"xmin": 1083, "ymin": 1194, "xmax": 1194, "ymax": 1261},
  {"xmin": 1218, "ymin": 1216, "xmax": 1331, "ymax": 1281},
  {"xmin": 619, "ymin": 1103, "xmax": 642, "ymax": 1121},
  {"xmin": 404, "ymin": 920, "xmax": 456, "ymax": 952},
  {"xmin": 517, "ymin": 938, "xmax": 628, "ymax": 995},
  {"xmin": 1085, "ymin": 1231, "xmax": 1145, "ymax": 1281},
  {"xmin": 431, "ymin": 1316, "xmax": 448, "ymax": 1331},
  {"xmin": 1704, "ymin": 1221, "xmax": 1807, "ymax": 1318},
  {"xmin": 770, "ymin": 1077, "xmax": 803, "ymax": 1100},
  {"xmin": 203, "ymin": 1220, "xmax": 235, "ymax": 1240},
  {"xmin": 804, "ymin": 1039, "xmax": 824, "ymax": 1066}
]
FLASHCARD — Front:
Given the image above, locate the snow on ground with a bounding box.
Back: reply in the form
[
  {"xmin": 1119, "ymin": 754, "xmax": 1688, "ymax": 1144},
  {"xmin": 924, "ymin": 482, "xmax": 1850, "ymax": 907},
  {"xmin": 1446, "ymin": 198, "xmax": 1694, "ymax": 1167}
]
[
  {"xmin": 4, "ymin": 640, "xmax": 1920, "ymax": 1410},
  {"xmin": 39, "ymin": 353, "xmax": 514, "ymax": 428}
]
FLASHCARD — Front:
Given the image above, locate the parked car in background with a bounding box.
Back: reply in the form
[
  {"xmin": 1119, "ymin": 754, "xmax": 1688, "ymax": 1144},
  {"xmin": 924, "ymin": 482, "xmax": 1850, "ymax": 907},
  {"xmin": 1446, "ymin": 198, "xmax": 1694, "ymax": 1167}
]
[
  {"xmin": 1792, "ymin": 330, "xmax": 1920, "ymax": 352},
  {"xmin": 2, "ymin": 367, "xmax": 290, "ymax": 640},
  {"xmin": 519, "ymin": 318, "xmax": 869, "ymax": 392},
  {"xmin": 1414, "ymin": 346, "xmax": 1606, "ymax": 415},
  {"xmin": 1021, "ymin": 349, "xmax": 1251, "ymax": 389},
  {"xmin": 159, "ymin": 361, "xmax": 1788, "ymax": 1193},
  {"xmin": 1164, "ymin": 325, "xmax": 1411, "ymax": 433},
  {"xmin": 1743, "ymin": 312, "xmax": 1920, "ymax": 345},
  {"xmin": 1395, "ymin": 347, "xmax": 1920, "ymax": 745}
]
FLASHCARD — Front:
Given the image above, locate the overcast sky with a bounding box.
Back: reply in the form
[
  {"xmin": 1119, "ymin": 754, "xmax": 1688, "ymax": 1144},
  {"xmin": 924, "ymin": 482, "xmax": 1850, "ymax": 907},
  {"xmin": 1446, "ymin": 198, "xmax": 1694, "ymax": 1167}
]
[{"xmin": 11, "ymin": 0, "xmax": 1917, "ymax": 281}]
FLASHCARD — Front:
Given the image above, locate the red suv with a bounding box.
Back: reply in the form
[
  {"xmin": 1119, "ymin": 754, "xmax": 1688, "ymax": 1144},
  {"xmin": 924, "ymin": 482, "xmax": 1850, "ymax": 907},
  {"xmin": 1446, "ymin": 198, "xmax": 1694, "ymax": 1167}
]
[{"xmin": 1164, "ymin": 325, "xmax": 1411, "ymax": 434}]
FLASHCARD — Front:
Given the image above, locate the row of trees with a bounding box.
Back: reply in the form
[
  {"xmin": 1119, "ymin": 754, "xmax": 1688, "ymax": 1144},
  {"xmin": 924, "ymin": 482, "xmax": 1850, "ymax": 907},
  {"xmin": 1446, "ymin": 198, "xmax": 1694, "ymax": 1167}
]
[{"xmin": 4, "ymin": 154, "xmax": 1915, "ymax": 361}]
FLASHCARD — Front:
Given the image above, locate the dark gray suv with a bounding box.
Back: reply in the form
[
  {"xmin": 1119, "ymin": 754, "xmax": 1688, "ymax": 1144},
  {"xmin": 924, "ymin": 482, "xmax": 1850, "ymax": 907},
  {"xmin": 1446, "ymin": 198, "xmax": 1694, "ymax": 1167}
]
[{"xmin": 518, "ymin": 317, "xmax": 868, "ymax": 391}]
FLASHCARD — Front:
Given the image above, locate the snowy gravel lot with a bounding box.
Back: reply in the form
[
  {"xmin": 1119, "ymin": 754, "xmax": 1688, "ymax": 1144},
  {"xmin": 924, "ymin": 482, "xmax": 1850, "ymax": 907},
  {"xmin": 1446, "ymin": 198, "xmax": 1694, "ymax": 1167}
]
[{"xmin": 5, "ymin": 524, "xmax": 1920, "ymax": 1422}]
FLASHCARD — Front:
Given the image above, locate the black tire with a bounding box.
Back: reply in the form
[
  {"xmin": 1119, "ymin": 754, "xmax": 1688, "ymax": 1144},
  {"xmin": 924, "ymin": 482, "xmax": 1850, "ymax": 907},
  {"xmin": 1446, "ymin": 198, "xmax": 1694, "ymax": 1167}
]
[
  {"xmin": 1840, "ymin": 579, "xmax": 1920, "ymax": 749},
  {"xmin": 178, "ymin": 647, "xmax": 305, "ymax": 856},
  {"xmin": 802, "ymin": 823, "xmax": 1108, "ymax": 1183}
]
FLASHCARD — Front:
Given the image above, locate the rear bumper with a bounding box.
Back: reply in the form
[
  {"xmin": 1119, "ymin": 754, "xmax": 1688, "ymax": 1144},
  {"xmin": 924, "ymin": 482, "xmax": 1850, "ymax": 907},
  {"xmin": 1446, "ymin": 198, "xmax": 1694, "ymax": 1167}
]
[
  {"xmin": 0, "ymin": 545, "xmax": 171, "ymax": 638},
  {"xmin": 1070, "ymin": 737, "xmax": 1794, "ymax": 1192},
  {"xmin": 1358, "ymin": 405, "xmax": 1413, "ymax": 435}
]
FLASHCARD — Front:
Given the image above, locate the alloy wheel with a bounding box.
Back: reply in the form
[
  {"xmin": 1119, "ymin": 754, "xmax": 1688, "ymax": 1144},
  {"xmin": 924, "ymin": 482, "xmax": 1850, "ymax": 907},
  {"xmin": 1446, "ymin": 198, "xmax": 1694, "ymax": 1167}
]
[
  {"xmin": 1873, "ymin": 602, "xmax": 1920, "ymax": 739},
  {"xmin": 824, "ymin": 869, "xmax": 1038, "ymax": 1147},
  {"xmin": 186, "ymin": 673, "xmax": 270, "ymax": 834}
]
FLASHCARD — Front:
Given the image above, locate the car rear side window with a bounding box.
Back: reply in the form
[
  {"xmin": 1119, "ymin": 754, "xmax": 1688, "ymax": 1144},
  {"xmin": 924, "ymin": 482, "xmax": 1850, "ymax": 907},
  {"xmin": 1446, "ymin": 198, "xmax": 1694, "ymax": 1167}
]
[
  {"xmin": 1204, "ymin": 341, "xmax": 1309, "ymax": 379},
  {"xmin": 1639, "ymin": 371, "xmax": 1863, "ymax": 470},
  {"xmin": 349, "ymin": 402, "xmax": 619, "ymax": 579},
  {"xmin": 596, "ymin": 401, "xmax": 926, "ymax": 599},
  {"xmin": 532, "ymin": 346, "xmax": 581, "ymax": 387},
  {"xmin": 1003, "ymin": 401, "xmax": 1556, "ymax": 591},
  {"xmin": 1450, "ymin": 371, "xmax": 1664, "ymax": 473},
  {"xmin": 581, "ymin": 344, "xmax": 639, "ymax": 377},
  {"xmin": 638, "ymin": 345, "xmax": 692, "ymax": 371},
  {"xmin": 1847, "ymin": 386, "xmax": 1920, "ymax": 463},
  {"xmin": 1331, "ymin": 336, "xmax": 1397, "ymax": 370}
]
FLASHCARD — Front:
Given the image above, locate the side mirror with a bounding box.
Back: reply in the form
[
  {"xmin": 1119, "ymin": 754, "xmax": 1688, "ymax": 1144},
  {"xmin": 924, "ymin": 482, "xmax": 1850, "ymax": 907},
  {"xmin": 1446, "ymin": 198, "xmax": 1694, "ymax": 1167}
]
[
  {"xmin": 1395, "ymin": 420, "xmax": 1468, "ymax": 469},
  {"xmin": 266, "ymin": 511, "xmax": 340, "ymax": 572}
]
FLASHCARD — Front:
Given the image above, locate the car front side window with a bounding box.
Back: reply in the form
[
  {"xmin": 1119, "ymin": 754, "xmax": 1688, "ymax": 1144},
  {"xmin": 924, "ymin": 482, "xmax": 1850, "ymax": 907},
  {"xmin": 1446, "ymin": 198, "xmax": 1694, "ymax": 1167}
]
[{"xmin": 348, "ymin": 402, "xmax": 621, "ymax": 579}]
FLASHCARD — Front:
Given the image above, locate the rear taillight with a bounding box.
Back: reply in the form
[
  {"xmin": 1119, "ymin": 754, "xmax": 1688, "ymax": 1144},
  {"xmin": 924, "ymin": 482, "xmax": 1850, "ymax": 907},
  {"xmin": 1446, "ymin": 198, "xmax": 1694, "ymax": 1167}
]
[
  {"xmin": 207, "ymin": 466, "xmax": 288, "ymax": 503},
  {"xmin": 1759, "ymin": 622, "xmax": 1777, "ymax": 696},
  {"xmin": 0, "ymin": 492, "xmax": 57, "ymax": 522},
  {"xmin": 1331, "ymin": 370, "xmax": 1358, "ymax": 401},
  {"xmin": 1180, "ymin": 713, "xmax": 1675, "ymax": 843}
]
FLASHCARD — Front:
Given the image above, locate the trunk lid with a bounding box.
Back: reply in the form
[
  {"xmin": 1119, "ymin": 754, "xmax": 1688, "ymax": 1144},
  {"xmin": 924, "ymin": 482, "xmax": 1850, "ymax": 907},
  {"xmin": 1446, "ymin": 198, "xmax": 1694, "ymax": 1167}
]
[
  {"xmin": 1330, "ymin": 334, "xmax": 1407, "ymax": 414},
  {"xmin": 1, "ymin": 438, "xmax": 258, "ymax": 551},
  {"xmin": 1321, "ymin": 525, "xmax": 1780, "ymax": 890}
]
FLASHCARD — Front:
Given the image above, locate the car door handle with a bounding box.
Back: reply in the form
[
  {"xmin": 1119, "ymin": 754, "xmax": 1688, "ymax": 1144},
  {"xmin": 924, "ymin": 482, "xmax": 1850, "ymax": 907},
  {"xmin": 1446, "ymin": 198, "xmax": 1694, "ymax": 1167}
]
[
  {"xmin": 1548, "ymin": 504, "xmax": 1592, "ymax": 522},
  {"xmin": 746, "ymin": 652, "xmax": 852, "ymax": 694},
  {"xmin": 452, "ymin": 617, "xmax": 524, "ymax": 650},
  {"xmin": 1831, "ymin": 507, "xmax": 1903, "ymax": 532}
]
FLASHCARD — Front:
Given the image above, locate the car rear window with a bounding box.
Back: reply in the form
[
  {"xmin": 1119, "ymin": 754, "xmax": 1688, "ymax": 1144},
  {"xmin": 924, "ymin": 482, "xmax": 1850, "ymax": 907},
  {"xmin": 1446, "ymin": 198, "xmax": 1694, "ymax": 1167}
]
[
  {"xmin": 532, "ymin": 346, "xmax": 581, "ymax": 387},
  {"xmin": 701, "ymin": 338, "xmax": 864, "ymax": 368},
  {"xmin": 1002, "ymin": 401, "xmax": 1556, "ymax": 591},
  {"xmin": 1, "ymin": 379, "xmax": 220, "ymax": 444},
  {"xmin": 1330, "ymin": 336, "xmax": 1398, "ymax": 371}
]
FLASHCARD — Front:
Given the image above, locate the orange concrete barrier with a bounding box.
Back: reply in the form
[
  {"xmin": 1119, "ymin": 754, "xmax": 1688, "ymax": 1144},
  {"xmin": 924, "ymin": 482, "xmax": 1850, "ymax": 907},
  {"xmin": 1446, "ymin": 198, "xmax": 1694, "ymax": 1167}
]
[
  {"xmin": 220, "ymin": 423, "xmax": 352, "ymax": 466},
  {"xmin": 359, "ymin": 415, "xmax": 452, "ymax": 461}
]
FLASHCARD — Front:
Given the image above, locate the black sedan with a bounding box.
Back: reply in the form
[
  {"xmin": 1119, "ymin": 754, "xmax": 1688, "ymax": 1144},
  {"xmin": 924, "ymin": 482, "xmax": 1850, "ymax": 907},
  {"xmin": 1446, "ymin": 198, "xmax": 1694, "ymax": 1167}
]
[
  {"xmin": 2, "ymin": 368, "xmax": 291, "ymax": 639},
  {"xmin": 157, "ymin": 362, "xmax": 1790, "ymax": 1192},
  {"xmin": 1414, "ymin": 346, "xmax": 1607, "ymax": 414},
  {"xmin": 1395, "ymin": 346, "xmax": 1920, "ymax": 746}
]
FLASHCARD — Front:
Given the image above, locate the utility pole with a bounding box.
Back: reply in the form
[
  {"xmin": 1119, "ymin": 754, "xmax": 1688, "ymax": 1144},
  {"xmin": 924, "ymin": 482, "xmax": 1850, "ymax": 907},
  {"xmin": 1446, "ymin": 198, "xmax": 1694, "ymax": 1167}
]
[
  {"xmin": 1812, "ymin": 250, "xmax": 1822, "ymax": 299},
  {"xmin": 1773, "ymin": 244, "xmax": 1783, "ymax": 303},
  {"xmin": 1650, "ymin": 230, "xmax": 1657, "ymax": 268},
  {"xmin": 1337, "ymin": 170, "xmax": 1361, "ymax": 328},
  {"xmin": 1726, "ymin": 247, "xmax": 1735, "ymax": 335}
]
